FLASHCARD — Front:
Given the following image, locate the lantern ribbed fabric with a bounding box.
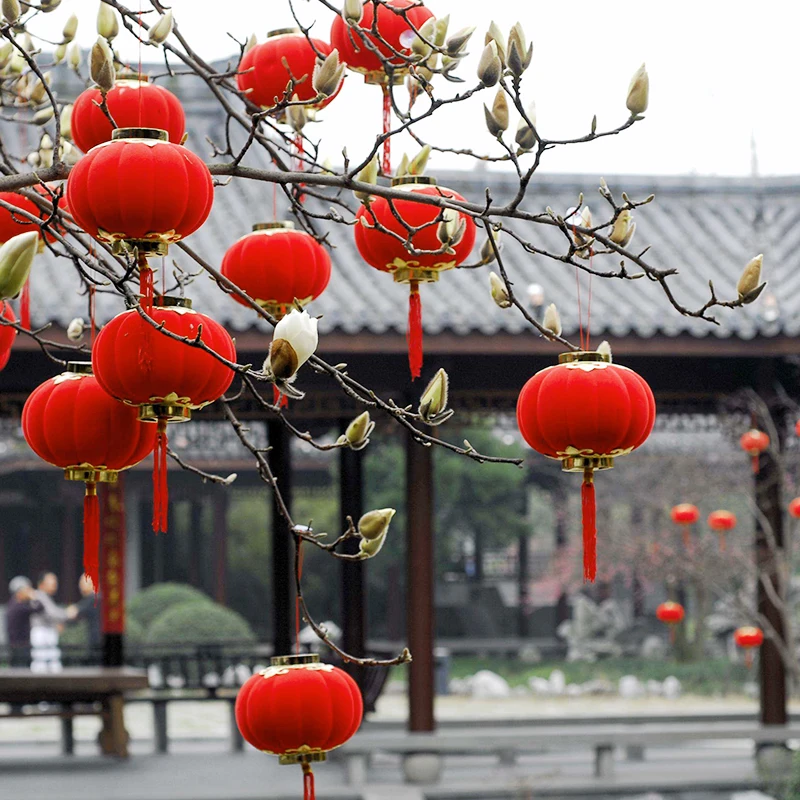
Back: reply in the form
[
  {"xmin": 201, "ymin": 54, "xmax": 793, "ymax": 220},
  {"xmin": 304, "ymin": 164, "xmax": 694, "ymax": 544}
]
[
  {"xmin": 516, "ymin": 352, "xmax": 656, "ymax": 582},
  {"xmin": 355, "ymin": 179, "xmax": 475, "ymax": 378},
  {"xmin": 21, "ymin": 368, "xmax": 155, "ymax": 591},
  {"xmin": 235, "ymin": 656, "xmax": 363, "ymax": 800},
  {"xmin": 65, "ymin": 131, "xmax": 213, "ymax": 248},
  {"xmin": 71, "ymin": 79, "xmax": 186, "ymax": 153},
  {"xmin": 739, "ymin": 428, "xmax": 769, "ymax": 474},
  {"xmin": 0, "ymin": 300, "xmax": 16, "ymax": 372},
  {"xmin": 93, "ymin": 300, "xmax": 236, "ymax": 532},
  {"xmin": 221, "ymin": 224, "xmax": 331, "ymax": 315},
  {"xmin": 238, "ymin": 32, "xmax": 336, "ymax": 110}
]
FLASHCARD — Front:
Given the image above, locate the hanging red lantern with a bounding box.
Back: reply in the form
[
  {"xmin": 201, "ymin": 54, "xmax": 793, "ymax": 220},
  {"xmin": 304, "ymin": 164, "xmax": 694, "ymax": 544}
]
[
  {"xmin": 92, "ymin": 296, "xmax": 236, "ymax": 533},
  {"xmin": 0, "ymin": 300, "xmax": 16, "ymax": 372},
  {"xmin": 221, "ymin": 222, "xmax": 331, "ymax": 316},
  {"xmin": 21, "ymin": 363, "xmax": 155, "ymax": 591},
  {"xmin": 788, "ymin": 497, "xmax": 800, "ymax": 519},
  {"xmin": 707, "ymin": 509, "xmax": 736, "ymax": 552},
  {"xmin": 734, "ymin": 625, "xmax": 764, "ymax": 669},
  {"xmin": 739, "ymin": 428, "xmax": 769, "ymax": 474},
  {"xmin": 656, "ymin": 601, "xmax": 685, "ymax": 644},
  {"xmin": 238, "ymin": 30, "xmax": 338, "ymax": 111},
  {"xmin": 355, "ymin": 176, "xmax": 475, "ymax": 378},
  {"xmin": 71, "ymin": 76, "xmax": 186, "ymax": 154},
  {"xmin": 516, "ymin": 350, "xmax": 656, "ymax": 582},
  {"xmin": 670, "ymin": 503, "xmax": 699, "ymax": 550},
  {"xmin": 795, "ymin": 420, "xmax": 800, "ymax": 437},
  {"xmin": 236, "ymin": 654, "xmax": 362, "ymax": 799},
  {"xmin": 330, "ymin": 0, "xmax": 435, "ymax": 174}
]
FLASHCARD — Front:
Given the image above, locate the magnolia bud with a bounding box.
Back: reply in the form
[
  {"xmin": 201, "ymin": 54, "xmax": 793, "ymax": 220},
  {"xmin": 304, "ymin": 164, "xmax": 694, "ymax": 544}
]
[
  {"xmin": 437, "ymin": 208, "xmax": 466, "ymax": 251},
  {"xmin": 515, "ymin": 103, "xmax": 537, "ymax": 151},
  {"xmin": 26, "ymin": 152, "xmax": 40, "ymax": 167},
  {"xmin": 543, "ymin": 303, "xmax": 562, "ymax": 337},
  {"xmin": 445, "ymin": 26, "xmax": 475, "ymax": 57},
  {"xmin": 33, "ymin": 107, "xmax": 54, "ymax": 124},
  {"xmin": 66, "ymin": 317, "xmax": 85, "ymax": 342},
  {"xmin": 480, "ymin": 231, "xmax": 501, "ymax": 264},
  {"xmin": 411, "ymin": 18, "xmax": 435, "ymax": 59},
  {"xmin": 312, "ymin": 49, "xmax": 345, "ymax": 98},
  {"xmin": 267, "ymin": 339, "xmax": 298, "ymax": 380},
  {"xmin": 41, "ymin": 0, "xmax": 61, "ymax": 11},
  {"xmin": 596, "ymin": 340, "xmax": 612, "ymax": 360},
  {"xmin": 60, "ymin": 139, "xmax": 79, "ymax": 165},
  {"xmin": 28, "ymin": 75, "xmax": 49, "ymax": 105},
  {"xmin": 53, "ymin": 43, "xmax": 66, "ymax": 64},
  {"xmin": 67, "ymin": 42, "xmax": 81, "ymax": 70},
  {"xmin": 484, "ymin": 21, "xmax": 506, "ymax": 65},
  {"xmin": 489, "ymin": 271, "xmax": 511, "ymax": 308},
  {"xmin": 97, "ymin": 2, "xmax": 120, "ymax": 41},
  {"xmin": 287, "ymin": 95, "xmax": 307, "ymax": 132},
  {"xmin": 2, "ymin": 0, "xmax": 19, "ymax": 25},
  {"xmin": 626, "ymin": 63, "xmax": 649, "ymax": 116},
  {"xmin": 433, "ymin": 14, "xmax": 449, "ymax": 47},
  {"xmin": 395, "ymin": 152, "xmax": 410, "ymax": 178},
  {"xmin": 148, "ymin": 9, "xmax": 173, "ymax": 45},
  {"xmin": 353, "ymin": 155, "xmax": 379, "ymax": 202},
  {"xmin": 737, "ymin": 254, "xmax": 766, "ymax": 303},
  {"xmin": 506, "ymin": 22, "xmax": 532, "ymax": 78},
  {"xmin": 407, "ymin": 144, "xmax": 431, "ymax": 176},
  {"xmin": 342, "ymin": 0, "xmax": 363, "ymax": 25},
  {"xmin": 244, "ymin": 33, "xmax": 257, "ymax": 54},
  {"xmin": 91, "ymin": 37, "xmax": 115, "ymax": 92},
  {"xmin": 265, "ymin": 309, "xmax": 318, "ymax": 380},
  {"xmin": 419, "ymin": 367, "xmax": 452, "ymax": 425},
  {"xmin": 343, "ymin": 411, "xmax": 374, "ymax": 450},
  {"xmin": 477, "ymin": 40, "xmax": 501, "ymax": 87},
  {"xmin": 60, "ymin": 103, "xmax": 73, "ymax": 139},
  {"xmin": 484, "ymin": 88, "xmax": 508, "ymax": 137},
  {"xmin": 62, "ymin": 13, "xmax": 79, "ymax": 43},
  {"xmin": 609, "ymin": 209, "xmax": 635, "ymax": 247},
  {"xmin": 358, "ymin": 508, "xmax": 396, "ymax": 541},
  {"xmin": 0, "ymin": 231, "xmax": 39, "ymax": 301},
  {"xmin": 20, "ymin": 32, "xmax": 34, "ymax": 53}
]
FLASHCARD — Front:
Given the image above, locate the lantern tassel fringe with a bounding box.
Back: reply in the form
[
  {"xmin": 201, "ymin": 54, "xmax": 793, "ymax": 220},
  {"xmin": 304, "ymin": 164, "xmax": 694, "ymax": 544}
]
[
  {"xmin": 745, "ymin": 650, "xmax": 753, "ymax": 670},
  {"xmin": 408, "ymin": 283, "xmax": 423, "ymax": 380},
  {"xmin": 381, "ymin": 84, "xmax": 391, "ymax": 176},
  {"xmin": 581, "ymin": 469, "xmax": 597, "ymax": 583},
  {"xmin": 83, "ymin": 483, "xmax": 100, "ymax": 594},
  {"xmin": 751, "ymin": 454, "xmax": 759, "ymax": 474},
  {"xmin": 302, "ymin": 762, "xmax": 315, "ymax": 800},
  {"xmin": 20, "ymin": 278, "xmax": 30, "ymax": 330},
  {"xmin": 152, "ymin": 418, "xmax": 169, "ymax": 534}
]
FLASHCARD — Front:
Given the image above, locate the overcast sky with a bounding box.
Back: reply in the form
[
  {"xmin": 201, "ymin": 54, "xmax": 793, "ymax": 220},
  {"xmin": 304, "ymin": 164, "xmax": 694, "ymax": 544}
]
[{"xmin": 31, "ymin": 1, "xmax": 800, "ymax": 177}]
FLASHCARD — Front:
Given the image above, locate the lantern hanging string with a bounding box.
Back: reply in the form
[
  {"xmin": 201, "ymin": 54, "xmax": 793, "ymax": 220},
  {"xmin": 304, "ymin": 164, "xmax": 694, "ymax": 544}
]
[
  {"xmin": 295, "ymin": 539, "xmax": 305, "ymax": 655},
  {"xmin": 682, "ymin": 524, "xmax": 691, "ymax": 552},
  {"xmin": 718, "ymin": 530, "xmax": 727, "ymax": 553},
  {"xmin": 407, "ymin": 281, "xmax": 423, "ymax": 380},
  {"xmin": 89, "ymin": 284, "xmax": 96, "ymax": 345},
  {"xmin": 574, "ymin": 263, "xmax": 583, "ymax": 350},
  {"xmin": 581, "ymin": 468, "xmax": 597, "ymax": 582},
  {"xmin": 381, "ymin": 84, "xmax": 392, "ymax": 176},
  {"xmin": 137, "ymin": 250, "xmax": 154, "ymax": 371},
  {"xmin": 20, "ymin": 278, "xmax": 30, "ymax": 330},
  {"xmin": 302, "ymin": 762, "xmax": 316, "ymax": 800},
  {"xmin": 152, "ymin": 418, "xmax": 169, "ymax": 533},
  {"xmin": 83, "ymin": 481, "xmax": 100, "ymax": 594}
]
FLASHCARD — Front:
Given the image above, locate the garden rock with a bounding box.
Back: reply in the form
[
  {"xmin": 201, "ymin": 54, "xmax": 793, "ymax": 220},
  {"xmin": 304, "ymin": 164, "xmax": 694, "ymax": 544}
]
[
  {"xmin": 619, "ymin": 675, "xmax": 645, "ymax": 699},
  {"xmin": 549, "ymin": 669, "xmax": 566, "ymax": 695},
  {"xmin": 470, "ymin": 670, "xmax": 511, "ymax": 698},
  {"xmin": 662, "ymin": 676, "xmax": 682, "ymax": 699},
  {"xmin": 528, "ymin": 676, "xmax": 551, "ymax": 696}
]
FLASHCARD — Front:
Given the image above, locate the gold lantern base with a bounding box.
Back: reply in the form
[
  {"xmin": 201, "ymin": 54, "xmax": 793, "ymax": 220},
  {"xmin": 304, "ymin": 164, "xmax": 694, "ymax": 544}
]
[
  {"xmin": 64, "ymin": 466, "xmax": 118, "ymax": 483},
  {"xmin": 139, "ymin": 403, "xmax": 192, "ymax": 423},
  {"xmin": 279, "ymin": 749, "xmax": 328, "ymax": 766},
  {"xmin": 560, "ymin": 455, "xmax": 614, "ymax": 473}
]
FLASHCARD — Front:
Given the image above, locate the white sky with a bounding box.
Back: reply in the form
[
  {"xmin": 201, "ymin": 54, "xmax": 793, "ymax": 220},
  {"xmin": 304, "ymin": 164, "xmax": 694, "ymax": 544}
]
[{"xmin": 29, "ymin": 0, "xmax": 800, "ymax": 176}]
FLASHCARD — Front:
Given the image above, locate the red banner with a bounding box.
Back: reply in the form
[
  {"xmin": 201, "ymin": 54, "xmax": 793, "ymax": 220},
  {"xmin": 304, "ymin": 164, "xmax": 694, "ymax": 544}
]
[{"xmin": 101, "ymin": 475, "xmax": 126, "ymax": 634}]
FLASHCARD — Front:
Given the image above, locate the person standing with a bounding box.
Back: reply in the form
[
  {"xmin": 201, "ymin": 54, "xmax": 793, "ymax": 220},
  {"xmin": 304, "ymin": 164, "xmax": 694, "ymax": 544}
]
[
  {"xmin": 72, "ymin": 575, "xmax": 102, "ymax": 654},
  {"xmin": 5, "ymin": 576, "xmax": 41, "ymax": 668},
  {"xmin": 30, "ymin": 572, "xmax": 75, "ymax": 673}
]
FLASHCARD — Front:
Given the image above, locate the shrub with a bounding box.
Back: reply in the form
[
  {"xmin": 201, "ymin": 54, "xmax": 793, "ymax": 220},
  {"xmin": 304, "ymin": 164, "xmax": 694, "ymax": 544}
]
[
  {"xmin": 145, "ymin": 600, "xmax": 256, "ymax": 646},
  {"xmin": 127, "ymin": 583, "xmax": 212, "ymax": 631},
  {"xmin": 60, "ymin": 615, "xmax": 145, "ymax": 651}
]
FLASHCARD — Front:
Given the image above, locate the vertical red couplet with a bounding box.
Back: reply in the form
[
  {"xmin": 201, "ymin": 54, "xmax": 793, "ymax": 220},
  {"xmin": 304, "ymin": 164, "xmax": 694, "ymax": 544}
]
[
  {"xmin": 381, "ymin": 84, "xmax": 392, "ymax": 176},
  {"xmin": 407, "ymin": 282, "xmax": 423, "ymax": 380},
  {"xmin": 581, "ymin": 469, "xmax": 597, "ymax": 583},
  {"xmin": 152, "ymin": 418, "xmax": 169, "ymax": 533},
  {"xmin": 83, "ymin": 482, "xmax": 100, "ymax": 593}
]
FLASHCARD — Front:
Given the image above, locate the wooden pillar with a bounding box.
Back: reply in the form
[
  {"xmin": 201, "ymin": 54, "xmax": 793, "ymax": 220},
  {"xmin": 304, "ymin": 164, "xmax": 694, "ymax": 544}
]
[
  {"xmin": 406, "ymin": 428, "xmax": 434, "ymax": 733},
  {"xmin": 101, "ymin": 477, "xmax": 127, "ymax": 667},
  {"xmin": 189, "ymin": 500, "xmax": 203, "ymax": 589},
  {"xmin": 0, "ymin": 517, "xmax": 6, "ymax": 590},
  {"xmin": 268, "ymin": 420, "xmax": 293, "ymax": 656},
  {"xmin": 60, "ymin": 504, "xmax": 79, "ymax": 604},
  {"xmin": 340, "ymin": 426, "xmax": 366, "ymax": 692},
  {"xmin": 213, "ymin": 491, "xmax": 228, "ymax": 605},
  {"xmin": 125, "ymin": 484, "xmax": 141, "ymax": 601},
  {"xmin": 517, "ymin": 534, "xmax": 530, "ymax": 637}
]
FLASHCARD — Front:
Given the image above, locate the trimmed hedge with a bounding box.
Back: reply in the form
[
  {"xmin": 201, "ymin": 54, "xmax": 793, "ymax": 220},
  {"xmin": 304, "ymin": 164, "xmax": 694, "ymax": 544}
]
[
  {"xmin": 146, "ymin": 600, "xmax": 256, "ymax": 645},
  {"xmin": 127, "ymin": 583, "xmax": 213, "ymax": 631}
]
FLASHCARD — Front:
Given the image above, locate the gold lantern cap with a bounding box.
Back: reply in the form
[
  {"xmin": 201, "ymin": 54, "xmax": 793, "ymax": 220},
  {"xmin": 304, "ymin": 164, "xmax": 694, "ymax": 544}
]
[
  {"xmin": 391, "ymin": 175, "xmax": 437, "ymax": 188},
  {"xmin": 267, "ymin": 27, "xmax": 301, "ymax": 38},
  {"xmin": 252, "ymin": 221, "xmax": 295, "ymax": 232},
  {"xmin": 66, "ymin": 361, "xmax": 93, "ymax": 375},
  {"xmin": 270, "ymin": 653, "xmax": 319, "ymax": 667},
  {"xmin": 558, "ymin": 350, "xmax": 612, "ymax": 365},
  {"xmin": 112, "ymin": 127, "xmax": 168, "ymax": 142}
]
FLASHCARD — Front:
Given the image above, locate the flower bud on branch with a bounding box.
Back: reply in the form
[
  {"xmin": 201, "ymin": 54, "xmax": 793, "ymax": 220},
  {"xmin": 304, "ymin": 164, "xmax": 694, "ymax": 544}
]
[
  {"xmin": 489, "ymin": 271, "xmax": 511, "ymax": 308},
  {"xmin": 353, "ymin": 155, "xmax": 379, "ymax": 202},
  {"xmin": 543, "ymin": 303, "xmax": 562, "ymax": 337},
  {"xmin": 40, "ymin": 0, "xmax": 61, "ymax": 11},
  {"xmin": 477, "ymin": 41, "xmax": 502, "ymax": 87},
  {"xmin": 0, "ymin": 231, "xmax": 39, "ymax": 301},
  {"xmin": 515, "ymin": 103, "xmax": 537, "ymax": 151},
  {"xmin": 480, "ymin": 230, "xmax": 501, "ymax": 264},
  {"xmin": 408, "ymin": 144, "xmax": 431, "ymax": 176},
  {"xmin": 60, "ymin": 103, "xmax": 72, "ymax": 139},
  {"xmin": 484, "ymin": 21, "xmax": 506, "ymax": 66},
  {"xmin": 626, "ymin": 63, "xmax": 649, "ymax": 116},
  {"xmin": 419, "ymin": 367, "xmax": 453, "ymax": 425},
  {"xmin": 483, "ymin": 88, "xmax": 509, "ymax": 137},
  {"xmin": 596, "ymin": 340, "xmax": 612, "ymax": 360},
  {"xmin": 287, "ymin": 95, "xmax": 307, "ymax": 132},
  {"xmin": 62, "ymin": 13, "xmax": 79, "ymax": 43},
  {"xmin": 446, "ymin": 25, "xmax": 475, "ymax": 57},
  {"xmin": 437, "ymin": 208, "xmax": 466, "ymax": 252},
  {"xmin": 2, "ymin": 0, "xmax": 19, "ymax": 25},
  {"xmin": 737, "ymin": 254, "xmax": 766, "ymax": 303},
  {"xmin": 97, "ymin": 2, "xmax": 119, "ymax": 41},
  {"xmin": 313, "ymin": 49, "xmax": 345, "ymax": 98},
  {"xmin": 338, "ymin": 411, "xmax": 375, "ymax": 451},
  {"xmin": 507, "ymin": 22, "xmax": 532, "ymax": 78},
  {"xmin": 67, "ymin": 42, "xmax": 81, "ymax": 70},
  {"xmin": 357, "ymin": 508, "xmax": 395, "ymax": 558},
  {"xmin": 148, "ymin": 10, "xmax": 173, "ymax": 45},
  {"xmin": 90, "ymin": 37, "xmax": 115, "ymax": 92},
  {"xmin": 244, "ymin": 33, "xmax": 257, "ymax": 54},
  {"xmin": 433, "ymin": 15, "xmax": 449, "ymax": 47},
  {"xmin": 264, "ymin": 309, "xmax": 318, "ymax": 381},
  {"xmin": 67, "ymin": 317, "xmax": 85, "ymax": 342},
  {"xmin": 343, "ymin": 0, "xmax": 363, "ymax": 26},
  {"xmin": 609, "ymin": 209, "xmax": 636, "ymax": 247},
  {"xmin": 411, "ymin": 18, "xmax": 435, "ymax": 59}
]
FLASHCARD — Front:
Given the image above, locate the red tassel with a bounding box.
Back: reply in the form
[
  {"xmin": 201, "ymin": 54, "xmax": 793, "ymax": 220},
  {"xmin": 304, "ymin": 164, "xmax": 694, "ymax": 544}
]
[
  {"xmin": 682, "ymin": 525, "xmax": 691, "ymax": 551},
  {"xmin": 302, "ymin": 763, "xmax": 315, "ymax": 800},
  {"xmin": 745, "ymin": 650, "xmax": 753, "ymax": 670},
  {"xmin": 152, "ymin": 419, "xmax": 169, "ymax": 533},
  {"xmin": 751, "ymin": 454, "xmax": 759, "ymax": 474},
  {"xmin": 581, "ymin": 469, "xmax": 597, "ymax": 583},
  {"xmin": 381, "ymin": 85, "xmax": 391, "ymax": 176},
  {"xmin": 273, "ymin": 384, "xmax": 288, "ymax": 409},
  {"xmin": 83, "ymin": 483, "xmax": 100, "ymax": 594},
  {"xmin": 20, "ymin": 278, "xmax": 30, "ymax": 329},
  {"xmin": 407, "ymin": 283, "xmax": 423, "ymax": 380}
]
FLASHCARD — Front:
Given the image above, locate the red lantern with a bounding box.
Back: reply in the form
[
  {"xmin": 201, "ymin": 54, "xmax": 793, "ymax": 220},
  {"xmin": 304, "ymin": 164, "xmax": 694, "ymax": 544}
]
[
  {"xmin": 236, "ymin": 654, "xmax": 362, "ymax": 799},
  {"xmin": 0, "ymin": 300, "xmax": 16, "ymax": 372},
  {"xmin": 734, "ymin": 625, "xmax": 764, "ymax": 669},
  {"xmin": 330, "ymin": 0, "xmax": 435, "ymax": 173},
  {"xmin": 739, "ymin": 428, "xmax": 769, "ymax": 474},
  {"xmin": 71, "ymin": 76, "xmax": 186, "ymax": 154},
  {"xmin": 221, "ymin": 222, "xmax": 331, "ymax": 316},
  {"xmin": 788, "ymin": 497, "xmax": 800, "ymax": 519},
  {"xmin": 707, "ymin": 509, "xmax": 736, "ymax": 552},
  {"xmin": 670, "ymin": 503, "xmax": 699, "ymax": 550},
  {"xmin": 355, "ymin": 176, "xmax": 475, "ymax": 378},
  {"xmin": 238, "ymin": 30, "xmax": 337, "ymax": 111},
  {"xmin": 516, "ymin": 350, "xmax": 656, "ymax": 582},
  {"xmin": 795, "ymin": 420, "xmax": 800, "ymax": 437},
  {"xmin": 93, "ymin": 296, "xmax": 236, "ymax": 532},
  {"xmin": 656, "ymin": 601, "xmax": 685, "ymax": 644},
  {"xmin": 21, "ymin": 363, "xmax": 155, "ymax": 591}
]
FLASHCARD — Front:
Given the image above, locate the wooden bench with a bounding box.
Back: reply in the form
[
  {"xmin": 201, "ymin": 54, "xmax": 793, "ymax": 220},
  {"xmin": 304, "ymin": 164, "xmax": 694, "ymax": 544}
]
[
  {"xmin": 0, "ymin": 667, "xmax": 148, "ymax": 758},
  {"xmin": 340, "ymin": 721, "xmax": 800, "ymax": 784}
]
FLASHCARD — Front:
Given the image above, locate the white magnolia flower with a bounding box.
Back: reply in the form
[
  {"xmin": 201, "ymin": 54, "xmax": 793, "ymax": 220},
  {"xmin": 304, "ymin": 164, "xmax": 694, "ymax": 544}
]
[
  {"xmin": 266, "ymin": 309, "xmax": 318, "ymax": 379},
  {"xmin": 0, "ymin": 231, "xmax": 39, "ymax": 301}
]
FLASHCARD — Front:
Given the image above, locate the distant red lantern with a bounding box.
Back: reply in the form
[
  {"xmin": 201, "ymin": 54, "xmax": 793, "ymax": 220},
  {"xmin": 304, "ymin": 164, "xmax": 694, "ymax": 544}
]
[
  {"xmin": 238, "ymin": 30, "xmax": 337, "ymax": 111},
  {"xmin": 707, "ymin": 509, "xmax": 736, "ymax": 552},
  {"xmin": 516, "ymin": 351, "xmax": 656, "ymax": 582},
  {"xmin": 355, "ymin": 176, "xmax": 475, "ymax": 378},
  {"xmin": 71, "ymin": 76, "xmax": 186, "ymax": 154},
  {"xmin": 0, "ymin": 301, "xmax": 16, "ymax": 372},
  {"xmin": 734, "ymin": 625, "xmax": 764, "ymax": 669},
  {"xmin": 795, "ymin": 420, "xmax": 800, "ymax": 437},
  {"xmin": 93, "ymin": 296, "xmax": 236, "ymax": 532},
  {"xmin": 21, "ymin": 364, "xmax": 155, "ymax": 591},
  {"xmin": 330, "ymin": 0, "xmax": 435, "ymax": 173},
  {"xmin": 236, "ymin": 654, "xmax": 363, "ymax": 799},
  {"xmin": 221, "ymin": 222, "xmax": 331, "ymax": 316},
  {"xmin": 739, "ymin": 429, "xmax": 769, "ymax": 474},
  {"xmin": 789, "ymin": 497, "xmax": 800, "ymax": 519},
  {"xmin": 656, "ymin": 601, "xmax": 685, "ymax": 643},
  {"xmin": 670, "ymin": 503, "xmax": 699, "ymax": 550}
]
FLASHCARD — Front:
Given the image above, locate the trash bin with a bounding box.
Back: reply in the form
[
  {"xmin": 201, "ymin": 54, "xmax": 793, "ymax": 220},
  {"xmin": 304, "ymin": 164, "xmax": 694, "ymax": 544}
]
[{"xmin": 434, "ymin": 647, "xmax": 451, "ymax": 696}]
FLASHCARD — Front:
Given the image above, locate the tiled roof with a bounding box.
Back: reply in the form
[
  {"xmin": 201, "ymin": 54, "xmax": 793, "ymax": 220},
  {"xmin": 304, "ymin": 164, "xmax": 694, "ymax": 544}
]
[{"xmin": 17, "ymin": 66, "xmax": 793, "ymax": 342}]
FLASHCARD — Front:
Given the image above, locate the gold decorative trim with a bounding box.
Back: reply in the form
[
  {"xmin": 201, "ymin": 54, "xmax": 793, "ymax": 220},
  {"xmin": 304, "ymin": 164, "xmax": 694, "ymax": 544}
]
[
  {"xmin": 138, "ymin": 403, "xmax": 192, "ymax": 423},
  {"xmin": 65, "ymin": 361, "xmax": 93, "ymax": 375},
  {"xmin": 153, "ymin": 295, "xmax": 192, "ymax": 309},
  {"xmin": 390, "ymin": 176, "xmax": 437, "ymax": 188},
  {"xmin": 361, "ymin": 68, "xmax": 405, "ymax": 86},
  {"xmin": 558, "ymin": 351, "xmax": 612, "ymax": 365},
  {"xmin": 271, "ymin": 653, "xmax": 320, "ymax": 667},
  {"xmin": 64, "ymin": 467, "xmax": 119, "ymax": 483},
  {"xmin": 112, "ymin": 127, "xmax": 168, "ymax": 142},
  {"xmin": 278, "ymin": 748, "xmax": 328, "ymax": 765},
  {"xmin": 560, "ymin": 455, "xmax": 614, "ymax": 473},
  {"xmin": 252, "ymin": 221, "xmax": 295, "ymax": 232},
  {"xmin": 112, "ymin": 240, "xmax": 170, "ymax": 257},
  {"xmin": 392, "ymin": 263, "xmax": 455, "ymax": 284},
  {"xmin": 268, "ymin": 27, "xmax": 301, "ymax": 38},
  {"xmin": 116, "ymin": 72, "xmax": 149, "ymax": 83}
]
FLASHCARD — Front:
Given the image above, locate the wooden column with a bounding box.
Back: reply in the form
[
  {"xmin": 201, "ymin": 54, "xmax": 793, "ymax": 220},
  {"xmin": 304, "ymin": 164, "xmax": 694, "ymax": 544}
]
[
  {"xmin": 517, "ymin": 533, "xmax": 530, "ymax": 637},
  {"xmin": 268, "ymin": 420, "xmax": 293, "ymax": 656},
  {"xmin": 101, "ymin": 476, "xmax": 127, "ymax": 667},
  {"xmin": 189, "ymin": 500, "xmax": 203, "ymax": 589},
  {"xmin": 213, "ymin": 491, "xmax": 228, "ymax": 605},
  {"xmin": 406, "ymin": 428, "xmax": 435, "ymax": 733},
  {"xmin": 339, "ymin": 426, "xmax": 366, "ymax": 693},
  {"xmin": 60, "ymin": 503, "xmax": 78, "ymax": 604}
]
